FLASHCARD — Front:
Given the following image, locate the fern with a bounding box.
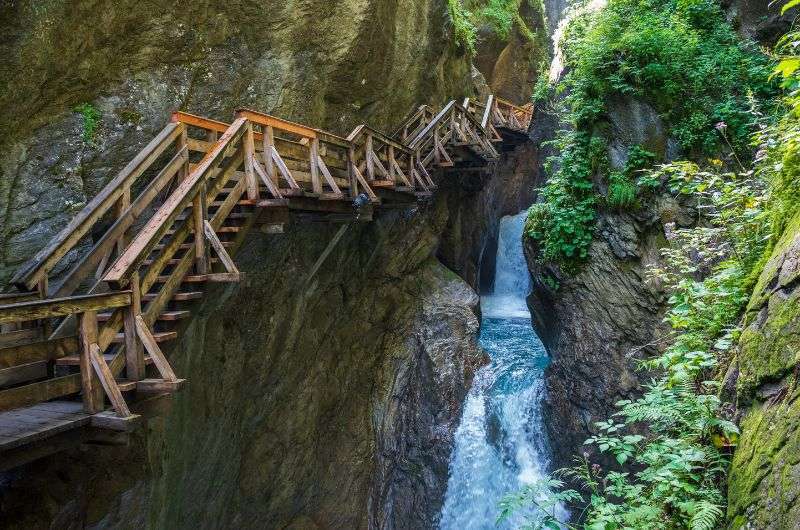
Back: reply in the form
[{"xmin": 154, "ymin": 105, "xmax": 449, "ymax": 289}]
[{"xmin": 687, "ymin": 500, "xmax": 724, "ymax": 530}]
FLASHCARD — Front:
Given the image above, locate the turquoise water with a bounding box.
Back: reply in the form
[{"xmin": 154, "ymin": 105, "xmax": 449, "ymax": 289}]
[{"xmin": 439, "ymin": 212, "xmax": 565, "ymax": 529}]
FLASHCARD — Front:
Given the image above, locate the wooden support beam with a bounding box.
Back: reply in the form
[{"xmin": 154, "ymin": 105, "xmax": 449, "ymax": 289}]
[
  {"xmin": 88, "ymin": 343, "xmax": 133, "ymax": 417},
  {"xmin": 252, "ymin": 155, "xmax": 284, "ymax": 199},
  {"xmin": 79, "ymin": 312, "xmax": 103, "ymax": 414},
  {"xmin": 203, "ymin": 221, "xmax": 240, "ymax": 279},
  {"xmin": 134, "ymin": 315, "xmax": 178, "ymax": 382},
  {"xmin": 310, "ymin": 138, "xmax": 323, "ymax": 194},
  {"xmin": 0, "ymin": 292, "xmax": 132, "ymax": 325},
  {"xmin": 242, "ymin": 122, "xmax": 260, "ymax": 201},
  {"xmin": 123, "ymin": 273, "xmax": 145, "ymax": 382}
]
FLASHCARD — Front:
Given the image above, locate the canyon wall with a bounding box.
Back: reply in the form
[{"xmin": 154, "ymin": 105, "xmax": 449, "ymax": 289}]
[{"xmin": 0, "ymin": 0, "xmax": 548, "ymax": 528}]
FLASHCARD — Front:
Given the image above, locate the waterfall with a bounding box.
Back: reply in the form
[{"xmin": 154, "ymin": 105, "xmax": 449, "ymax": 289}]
[{"xmin": 439, "ymin": 211, "xmax": 567, "ymax": 529}]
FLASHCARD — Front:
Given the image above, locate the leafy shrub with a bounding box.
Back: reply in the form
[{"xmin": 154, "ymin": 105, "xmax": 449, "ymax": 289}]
[
  {"xmin": 526, "ymin": 0, "xmax": 775, "ymax": 268},
  {"xmin": 447, "ymin": 0, "xmax": 477, "ymax": 54}
]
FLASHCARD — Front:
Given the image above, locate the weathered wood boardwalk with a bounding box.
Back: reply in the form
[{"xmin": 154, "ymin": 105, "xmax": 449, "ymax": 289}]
[{"xmin": 0, "ymin": 94, "xmax": 532, "ymax": 468}]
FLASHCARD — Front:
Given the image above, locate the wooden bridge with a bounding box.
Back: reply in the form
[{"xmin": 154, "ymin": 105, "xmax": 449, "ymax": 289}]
[{"xmin": 0, "ymin": 94, "xmax": 532, "ymax": 469}]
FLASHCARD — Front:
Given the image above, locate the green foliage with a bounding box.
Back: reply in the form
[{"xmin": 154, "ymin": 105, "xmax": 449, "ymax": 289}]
[
  {"xmin": 447, "ymin": 0, "xmax": 477, "ymax": 54},
  {"xmin": 74, "ymin": 102, "xmax": 101, "ymax": 143},
  {"xmin": 607, "ymin": 145, "xmax": 656, "ymax": 209},
  {"xmin": 475, "ymin": 0, "xmax": 519, "ymax": 40},
  {"xmin": 525, "ymin": 131, "xmax": 602, "ymax": 265},
  {"xmin": 508, "ymin": 162, "xmax": 770, "ymax": 529},
  {"xmin": 526, "ymin": 0, "xmax": 774, "ymax": 268}
]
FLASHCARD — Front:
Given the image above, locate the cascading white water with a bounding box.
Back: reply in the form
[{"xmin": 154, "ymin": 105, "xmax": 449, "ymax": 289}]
[{"xmin": 439, "ymin": 211, "xmax": 567, "ymax": 529}]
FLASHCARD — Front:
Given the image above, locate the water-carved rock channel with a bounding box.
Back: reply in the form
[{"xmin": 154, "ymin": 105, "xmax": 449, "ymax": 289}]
[{"xmin": 440, "ymin": 212, "xmax": 565, "ymax": 529}]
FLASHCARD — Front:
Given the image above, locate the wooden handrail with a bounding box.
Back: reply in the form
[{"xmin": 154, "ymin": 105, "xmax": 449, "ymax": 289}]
[
  {"xmin": 347, "ymin": 124, "xmax": 414, "ymax": 155},
  {"xmin": 10, "ymin": 123, "xmax": 184, "ymax": 292},
  {"xmin": 103, "ymin": 118, "xmax": 248, "ymax": 288},
  {"xmin": 0, "ymin": 291, "xmax": 131, "ymax": 324},
  {"xmin": 408, "ymin": 100, "xmax": 456, "ymax": 149}
]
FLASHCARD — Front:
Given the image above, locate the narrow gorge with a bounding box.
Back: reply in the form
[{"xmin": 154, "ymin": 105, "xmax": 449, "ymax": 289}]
[{"xmin": 1, "ymin": 1, "xmax": 800, "ymax": 529}]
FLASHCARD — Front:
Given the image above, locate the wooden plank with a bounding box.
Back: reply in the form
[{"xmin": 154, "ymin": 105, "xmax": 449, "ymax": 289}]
[
  {"xmin": 0, "ymin": 292, "xmax": 39, "ymax": 304},
  {"xmin": 103, "ymin": 118, "xmax": 248, "ymax": 289},
  {"xmin": 0, "ymin": 292, "xmax": 132, "ymax": 325},
  {"xmin": 0, "ymin": 374, "xmax": 81, "ymax": 413},
  {"xmin": 12, "ymin": 123, "xmax": 183, "ymax": 291},
  {"xmin": 235, "ymin": 109, "xmax": 317, "ymax": 139},
  {"xmin": 408, "ymin": 101, "xmax": 455, "ymax": 149},
  {"xmin": 0, "ymin": 362, "xmax": 48, "ymax": 388},
  {"xmin": 0, "ymin": 328, "xmax": 43, "ymax": 349},
  {"xmin": 203, "ymin": 221, "xmax": 239, "ymax": 277},
  {"xmin": 171, "ymin": 111, "xmax": 230, "ymax": 134},
  {"xmin": 0, "ymin": 336, "xmax": 77, "ymax": 369}
]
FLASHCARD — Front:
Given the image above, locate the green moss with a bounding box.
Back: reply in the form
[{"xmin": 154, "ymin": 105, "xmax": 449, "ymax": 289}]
[
  {"xmin": 115, "ymin": 107, "xmax": 142, "ymax": 124},
  {"xmin": 728, "ymin": 387, "xmax": 800, "ymax": 526}
]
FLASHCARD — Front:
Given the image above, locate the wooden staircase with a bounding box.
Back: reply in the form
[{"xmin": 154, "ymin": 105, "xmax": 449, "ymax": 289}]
[{"xmin": 0, "ymin": 93, "xmax": 532, "ymax": 469}]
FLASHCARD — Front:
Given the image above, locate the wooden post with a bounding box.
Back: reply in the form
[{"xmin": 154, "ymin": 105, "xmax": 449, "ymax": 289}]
[
  {"xmin": 124, "ymin": 271, "xmax": 146, "ymax": 381},
  {"xmin": 348, "ymin": 145, "xmax": 359, "ymax": 199},
  {"xmin": 407, "ymin": 154, "xmax": 415, "ymax": 190},
  {"xmin": 79, "ymin": 310, "xmax": 104, "ymax": 413},
  {"xmin": 365, "ymin": 134, "xmax": 375, "ymax": 181},
  {"xmin": 310, "ymin": 138, "xmax": 323, "ymax": 194},
  {"xmin": 263, "ymin": 125, "xmax": 277, "ymax": 187},
  {"xmin": 192, "ymin": 185, "xmax": 208, "ymax": 275},
  {"xmin": 388, "ymin": 145, "xmax": 396, "ymax": 184},
  {"xmin": 243, "ymin": 122, "xmax": 260, "ymax": 201}
]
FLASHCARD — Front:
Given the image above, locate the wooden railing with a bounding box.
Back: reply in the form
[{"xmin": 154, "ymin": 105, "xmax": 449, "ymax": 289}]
[{"xmin": 0, "ymin": 94, "xmax": 533, "ymax": 438}]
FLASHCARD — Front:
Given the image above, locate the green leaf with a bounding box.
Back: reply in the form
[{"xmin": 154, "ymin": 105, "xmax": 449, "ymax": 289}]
[{"xmin": 782, "ymin": 0, "xmax": 800, "ymax": 14}]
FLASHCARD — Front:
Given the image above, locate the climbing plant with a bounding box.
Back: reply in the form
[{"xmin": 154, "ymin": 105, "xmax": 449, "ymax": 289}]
[{"xmin": 525, "ymin": 0, "xmax": 775, "ymax": 269}]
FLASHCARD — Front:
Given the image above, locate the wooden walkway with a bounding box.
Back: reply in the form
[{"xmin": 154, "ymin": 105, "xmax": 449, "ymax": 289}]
[{"xmin": 0, "ymin": 94, "xmax": 532, "ymax": 467}]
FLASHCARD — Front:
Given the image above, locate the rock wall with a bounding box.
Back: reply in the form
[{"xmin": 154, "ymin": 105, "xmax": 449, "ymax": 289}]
[
  {"xmin": 726, "ymin": 209, "xmax": 800, "ymax": 529},
  {"xmin": 0, "ymin": 0, "xmax": 473, "ymax": 286},
  {"xmin": 523, "ymin": 95, "xmax": 691, "ymax": 470}
]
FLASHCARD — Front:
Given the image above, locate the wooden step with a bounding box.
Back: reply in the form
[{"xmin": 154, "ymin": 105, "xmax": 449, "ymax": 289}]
[
  {"xmin": 115, "ymin": 380, "xmax": 138, "ymax": 392},
  {"xmin": 157, "ymin": 310, "xmax": 191, "ymax": 321},
  {"xmin": 154, "ymin": 241, "xmax": 233, "ymax": 251},
  {"xmin": 166, "ymin": 226, "xmax": 240, "ymax": 236},
  {"xmin": 97, "ymin": 310, "xmax": 190, "ymax": 323},
  {"xmin": 155, "ymin": 275, "xmax": 208, "ymax": 284},
  {"xmin": 209, "ymin": 199, "xmax": 257, "ymax": 208},
  {"xmin": 142, "ymin": 258, "xmax": 219, "ymax": 267},
  {"xmin": 111, "ymin": 331, "xmax": 177, "ymax": 344},
  {"xmin": 136, "ymin": 378, "xmax": 186, "ymax": 394},
  {"xmin": 57, "ymin": 353, "xmax": 155, "ymax": 367},
  {"xmin": 143, "ymin": 291, "xmax": 203, "ymax": 302}
]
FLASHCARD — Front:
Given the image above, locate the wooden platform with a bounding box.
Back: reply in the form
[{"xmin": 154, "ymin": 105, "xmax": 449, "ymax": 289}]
[{"xmin": 0, "ymin": 401, "xmax": 90, "ymax": 452}]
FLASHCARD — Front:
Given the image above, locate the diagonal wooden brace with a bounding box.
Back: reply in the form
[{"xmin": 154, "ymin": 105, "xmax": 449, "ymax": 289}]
[{"xmin": 203, "ymin": 220, "xmax": 241, "ymax": 282}]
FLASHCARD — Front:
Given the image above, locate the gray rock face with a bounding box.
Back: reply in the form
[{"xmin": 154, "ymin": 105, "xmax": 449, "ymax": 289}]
[
  {"xmin": 0, "ymin": 0, "xmax": 474, "ymax": 285},
  {"xmin": 523, "ymin": 94, "xmax": 695, "ymax": 470}
]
